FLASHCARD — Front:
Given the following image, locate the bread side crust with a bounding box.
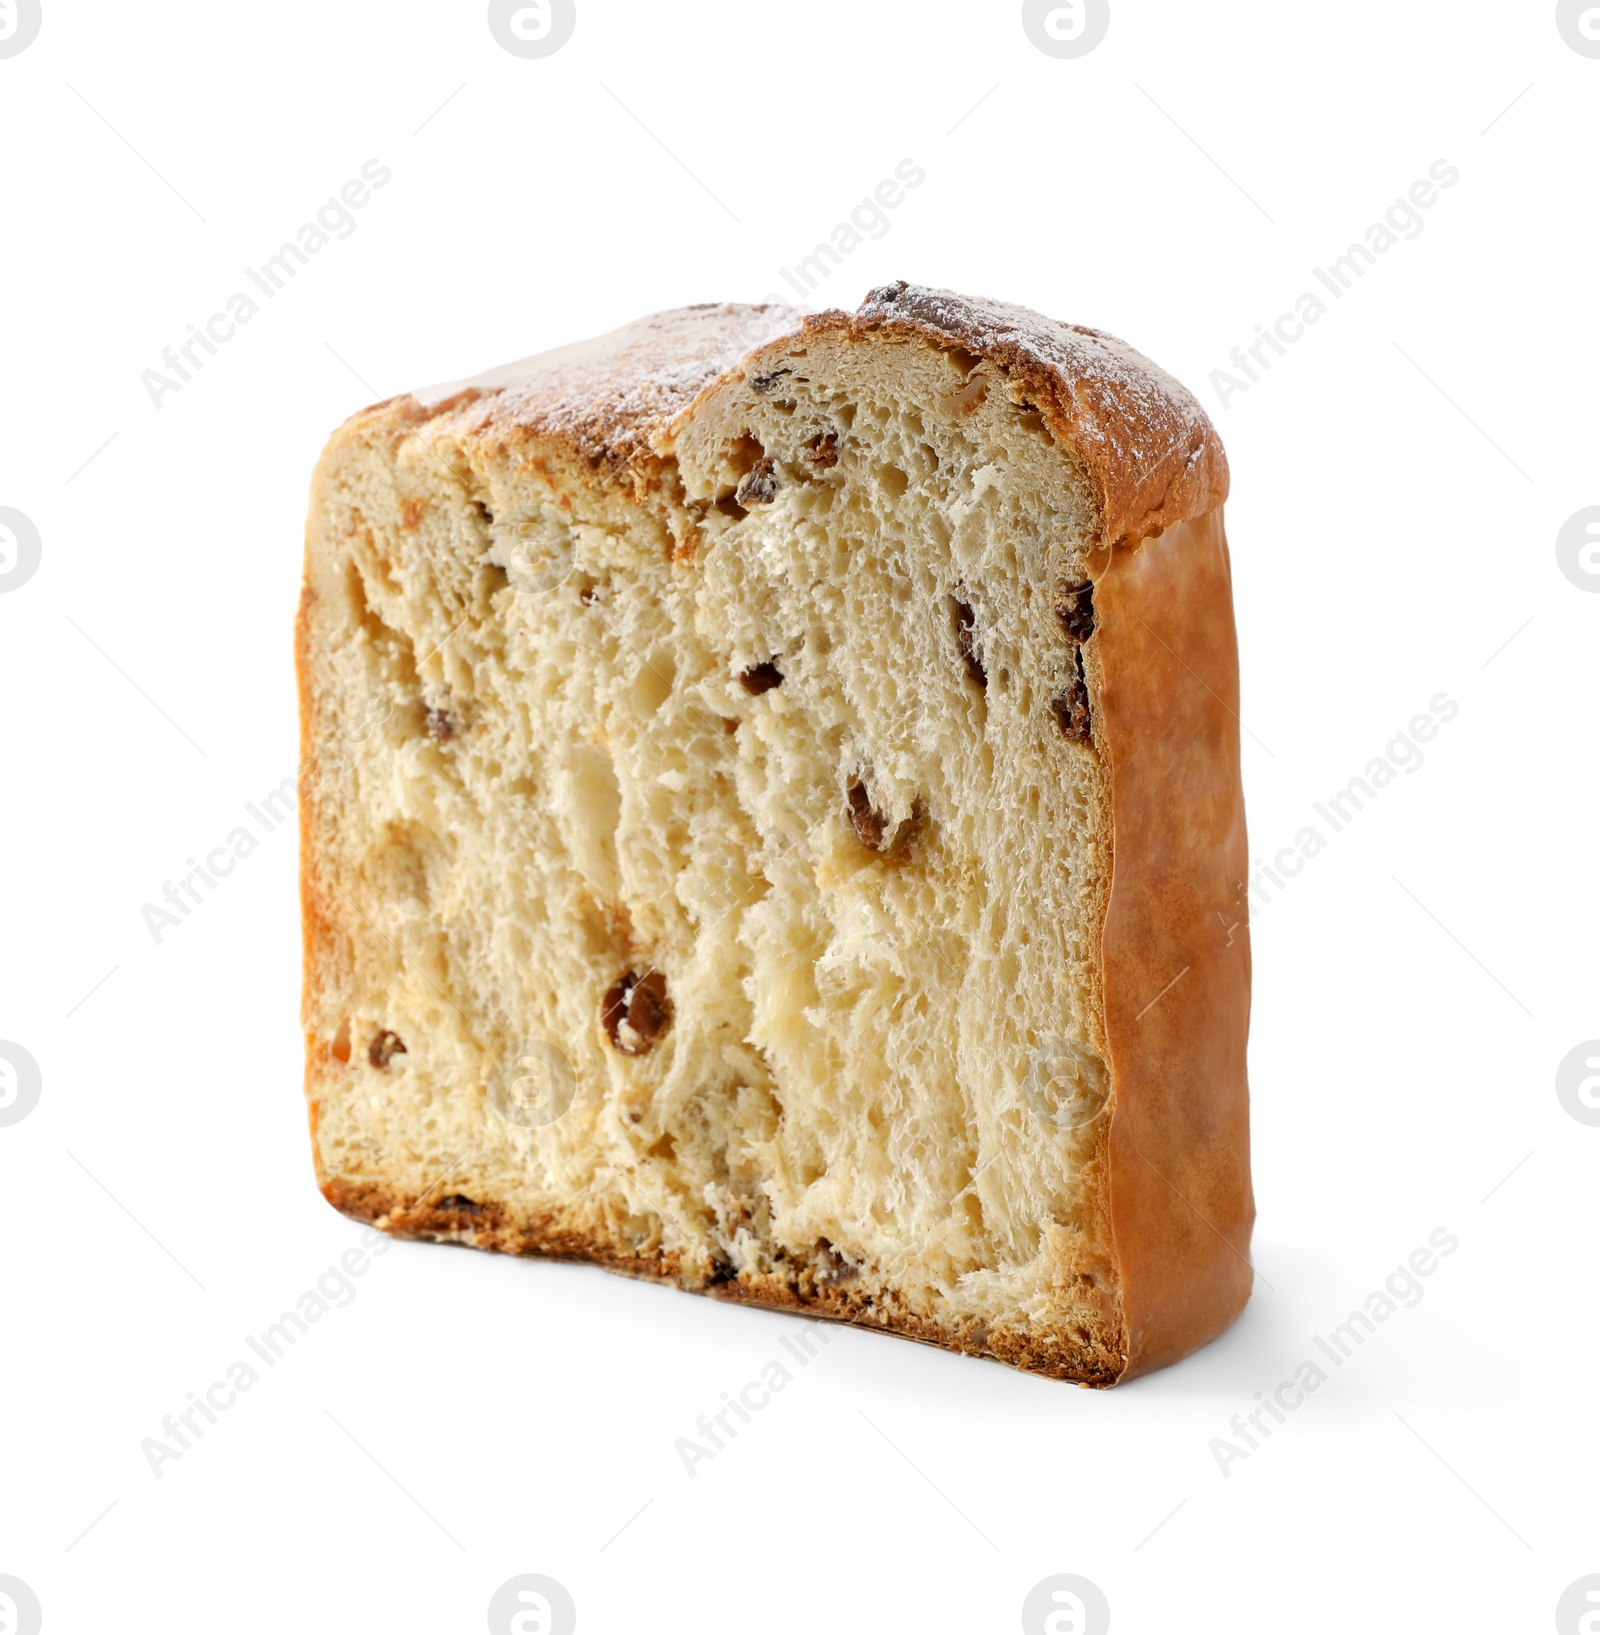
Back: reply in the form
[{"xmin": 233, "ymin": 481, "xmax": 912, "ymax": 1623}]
[
  {"xmin": 1091, "ymin": 509, "xmax": 1254, "ymax": 1377},
  {"xmin": 300, "ymin": 284, "xmax": 1251, "ymax": 1385}
]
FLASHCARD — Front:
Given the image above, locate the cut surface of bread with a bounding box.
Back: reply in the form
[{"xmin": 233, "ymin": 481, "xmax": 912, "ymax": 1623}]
[{"xmin": 298, "ymin": 283, "xmax": 1254, "ymax": 1385}]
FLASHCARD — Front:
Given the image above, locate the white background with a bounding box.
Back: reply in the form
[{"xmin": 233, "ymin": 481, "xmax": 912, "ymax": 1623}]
[{"xmin": 2, "ymin": 2, "xmax": 1597, "ymax": 1631}]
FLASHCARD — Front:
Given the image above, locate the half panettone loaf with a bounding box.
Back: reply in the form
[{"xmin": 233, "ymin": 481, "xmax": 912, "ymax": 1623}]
[{"xmin": 297, "ymin": 282, "xmax": 1254, "ymax": 1384}]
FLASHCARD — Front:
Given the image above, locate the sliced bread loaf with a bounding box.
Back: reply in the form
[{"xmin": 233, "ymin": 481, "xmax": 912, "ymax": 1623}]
[{"xmin": 297, "ymin": 282, "xmax": 1254, "ymax": 1384}]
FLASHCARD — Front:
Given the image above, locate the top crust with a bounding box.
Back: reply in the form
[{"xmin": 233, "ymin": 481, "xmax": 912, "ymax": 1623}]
[
  {"xmin": 390, "ymin": 283, "xmax": 1228, "ymax": 549},
  {"xmin": 833, "ymin": 283, "xmax": 1229, "ymax": 553},
  {"xmin": 405, "ymin": 301, "xmax": 799, "ymax": 472}
]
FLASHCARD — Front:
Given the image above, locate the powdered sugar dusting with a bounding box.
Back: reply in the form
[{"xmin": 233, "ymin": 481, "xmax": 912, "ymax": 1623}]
[{"xmin": 415, "ymin": 302, "xmax": 800, "ymax": 463}]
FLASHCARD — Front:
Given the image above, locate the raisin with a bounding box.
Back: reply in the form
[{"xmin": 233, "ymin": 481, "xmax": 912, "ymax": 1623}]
[
  {"xmin": 601, "ymin": 976, "xmax": 632, "ymax": 1047},
  {"xmin": 1058, "ymin": 580, "xmax": 1096, "ymax": 643},
  {"xmin": 369, "ymin": 1030, "xmax": 406, "ymax": 1069},
  {"xmin": 739, "ymin": 661, "xmax": 783, "ymax": 694},
  {"xmin": 952, "ymin": 599, "xmax": 986, "ymax": 688},
  {"xmin": 1051, "ymin": 675, "xmax": 1093, "ymax": 744},
  {"xmin": 750, "ymin": 368, "xmax": 792, "ymax": 394},
  {"xmin": 847, "ymin": 782, "xmax": 888, "ymax": 850},
  {"xmin": 734, "ymin": 458, "xmax": 779, "ymax": 507},
  {"xmin": 817, "ymin": 1239, "xmax": 860, "ymax": 1287},
  {"xmin": 628, "ymin": 971, "xmax": 671, "ymax": 1044},
  {"xmin": 806, "ymin": 432, "xmax": 841, "ymax": 468},
  {"xmin": 425, "ymin": 708, "xmax": 454, "ymax": 742},
  {"xmin": 603, "ymin": 969, "xmax": 673, "ymax": 1055}
]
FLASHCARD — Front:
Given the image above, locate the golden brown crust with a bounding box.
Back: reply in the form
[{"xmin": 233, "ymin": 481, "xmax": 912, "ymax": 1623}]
[
  {"xmin": 301, "ymin": 284, "xmax": 1251, "ymax": 1385},
  {"xmin": 363, "ymin": 283, "xmax": 1227, "ymax": 546},
  {"xmin": 1092, "ymin": 509, "xmax": 1254, "ymax": 1378}
]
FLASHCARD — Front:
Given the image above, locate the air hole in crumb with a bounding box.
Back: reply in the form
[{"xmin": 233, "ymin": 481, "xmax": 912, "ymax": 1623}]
[
  {"xmin": 739, "ymin": 661, "xmax": 783, "ymax": 694},
  {"xmin": 438, "ymin": 1194, "xmax": 481, "ymax": 1214},
  {"xmin": 369, "ymin": 1030, "xmax": 406, "ymax": 1069},
  {"xmin": 331, "ymin": 1018, "xmax": 351, "ymax": 1064},
  {"xmin": 714, "ymin": 493, "xmax": 748, "ymax": 520},
  {"xmin": 400, "ymin": 498, "xmax": 424, "ymax": 531},
  {"xmin": 470, "ymin": 499, "xmax": 494, "ymax": 528},
  {"xmin": 875, "ymin": 463, "xmax": 909, "ymax": 499},
  {"xmin": 728, "ymin": 433, "xmax": 766, "ymax": 477},
  {"xmin": 952, "ymin": 599, "xmax": 986, "ymax": 688},
  {"xmin": 947, "ymin": 345, "xmax": 983, "ymax": 375},
  {"xmin": 602, "ymin": 969, "xmax": 673, "ymax": 1055},
  {"xmin": 847, "ymin": 782, "xmax": 888, "ymax": 851},
  {"xmin": 1072, "ymin": 1323, "xmax": 1092, "ymax": 1345},
  {"xmin": 940, "ymin": 375, "xmax": 988, "ymax": 416}
]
